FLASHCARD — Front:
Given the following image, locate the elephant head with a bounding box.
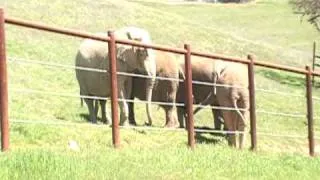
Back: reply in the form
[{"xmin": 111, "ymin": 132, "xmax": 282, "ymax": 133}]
[{"xmin": 115, "ymin": 27, "xmax": 156, "ymax": 126}]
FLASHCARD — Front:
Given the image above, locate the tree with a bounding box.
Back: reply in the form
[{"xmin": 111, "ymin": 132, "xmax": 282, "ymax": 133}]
[{"xmin": 290, "ymin": 0, "xmax": 320, "ymax": 31}]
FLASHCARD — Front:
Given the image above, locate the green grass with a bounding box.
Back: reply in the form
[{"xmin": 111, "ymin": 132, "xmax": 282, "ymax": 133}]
[
  {"xmin": 2, "ymin": 124, "xmax": 320, "ymax": 180},
  {"xmin": 1, "ymin": 0, "xmax": 320, "ymax": 179},
  {"xmin": 2, "ymin": 145, "xmax": 320, "ymax": 180}
]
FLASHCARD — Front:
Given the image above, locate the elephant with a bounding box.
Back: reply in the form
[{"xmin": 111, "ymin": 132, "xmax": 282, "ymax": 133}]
[
  {"xmin": 214, "ymin": 60, "xmax": 249, "ymax": 149},
  {"xmin": 189, "ymin": 59, "xmax": 249, "ymax": 149},
  {"xmin": 176, "ymin": 57, "xmax": 224, "ymax": 130},
  {"xmin": 128, "ymin": 51, "xmax": 183, "ymax": 128},
  {"xmin": 75, "ymin": 27, "xmax": 156, "ymax": 125}
]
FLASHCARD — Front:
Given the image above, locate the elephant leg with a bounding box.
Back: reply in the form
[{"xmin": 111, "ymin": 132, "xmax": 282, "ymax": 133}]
[
  {"xmin": 212, "ymin": 108, "xmax": 222, "ymax": 130},
  {"xmin": 237, "ymin": 109, "xmax": 249, "ymax": 149},
  {"xmin": 94, "ymin": 99, "xmax": 99, "ymax": 118},
  {"xmin": 145, "ymin": 78, "xmax": 155, "ymax": 126},
  {"xmin": 119, "ymin": 82, "xmax": 129, "ymax": 126},
  {"xmin": 221, "ymin": 110, "xmax": 237, "ymax": 148},
  {"xmin": 119, "ymin": 98, "xmax": 129, "ymax": 126},
  {"xmin": 177, "ymin": 107, "xmax": 186, "ymax": 128},
  {"xmin": 128, "ymin": 99, "xmax": 137, "ymax": 126},
  {"xmin": 84, "ymin": 98, "xmax": 97, "ymax": 124},
  {"xmin": 164, "ymin": 106, "xmax": 178, "ymax": 128},
  {"xmin": 100, "ymin": 100, "xmax": 111, "ymax": 125}
]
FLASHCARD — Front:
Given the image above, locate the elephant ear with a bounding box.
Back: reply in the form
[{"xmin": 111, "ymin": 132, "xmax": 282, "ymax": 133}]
[
  {"xmin": 126, "ymin": 31, "xmax": 142, "ymax": 42},
  {"xmin": 213, "ymin": 60, "xmax": 227, "ymax": 95},
  {"xmin": 116, "ymin": 46, "xmax": 127, "ymax": 62},
  {"xmin": 215, "ymin": 60, "xmax": 227, "ymax": 80},
  {"xmin": 126, "ymin": 31, "xmax": 146, "ymax": 56}
]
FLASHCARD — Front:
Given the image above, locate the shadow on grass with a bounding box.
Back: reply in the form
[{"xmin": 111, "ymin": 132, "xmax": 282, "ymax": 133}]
[
  {"xmin": 195, "ymin": 126, "xmax": 225, "ymax": 145},
  {"xmin": 79, "ymin": 113, "xmax": 105, "ymax": 123},
  {"xmin": 257, "ymin": 69, "xmax": 320, "ymax": 88}
]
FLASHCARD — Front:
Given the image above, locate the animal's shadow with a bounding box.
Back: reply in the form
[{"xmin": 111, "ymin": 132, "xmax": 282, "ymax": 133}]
[
  {"xmin": 78, "ymin": 115, "xmax": 225, "ymax": 145},
  {"xmin": 79, "ymin": 113, "xmax": 105, "ymax": 123},
  {"xmin": 194, "ymin": 126, "xmax": 226, "ymax": 145}
]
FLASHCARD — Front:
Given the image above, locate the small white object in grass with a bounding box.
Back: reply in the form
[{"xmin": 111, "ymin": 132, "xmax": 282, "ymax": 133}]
[{"xmin": 68, "ymin": 140, "xmax": 80, "ymax": 152}]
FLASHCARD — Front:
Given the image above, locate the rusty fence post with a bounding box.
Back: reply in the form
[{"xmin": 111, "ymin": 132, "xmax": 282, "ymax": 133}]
[
  {"xmin": 247, "ymin": 55, "xmax": 257, "ymax": 151},
  {"xmin": 0, "ymin": 8, "xmax": 9, "ymax": 152},
  {"xmin": 184, "ymin": 44, "xmax": 195, "ymax": 149},
  {"xmin": 108, "ymin": 31, "xmax": 120, "ymax": 148},
  {"xmin": 312, "ymin": 42, "xmax": 316, "ymax": 85},
  {"xmin": 306, "ymin": 66, "xmax": 315, "ymax": 156}
]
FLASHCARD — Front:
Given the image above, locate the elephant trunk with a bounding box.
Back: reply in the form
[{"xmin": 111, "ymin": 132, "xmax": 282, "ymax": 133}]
[
  {"xmin": 145, "ymin": 57, "xmax": 156, "ymax": 126},
  {"xmin": 145, "ymin": 77, "xmax": 155, "ymax": 126}
]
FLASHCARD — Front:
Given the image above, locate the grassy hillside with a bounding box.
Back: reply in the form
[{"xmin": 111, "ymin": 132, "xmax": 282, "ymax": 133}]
[{"xmin": 1, "ymin": 0, "xmax": 320, "ymax": 179}]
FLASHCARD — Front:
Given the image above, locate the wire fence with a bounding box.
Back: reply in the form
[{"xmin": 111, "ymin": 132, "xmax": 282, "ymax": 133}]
[
  {"xmin": 10, "ymin": 119, "xmax": 317, "ymax": 139},
  {"xmin": 8, "ymin": 56, "xmax": 314, "ymax": 135},
  {"xmin": 2, "ymin": 15, "xmax": 319, "ymax": 155},
  {"xmin": 8, "ymin": 56, "xmax": 312, "ymax": 113},
  {"xmin": 8, "ymin": 57, "xmax": 247, "ymax": 89}
]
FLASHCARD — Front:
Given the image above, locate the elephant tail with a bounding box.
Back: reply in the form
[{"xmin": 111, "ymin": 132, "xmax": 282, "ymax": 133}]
[
  {"xmin": 178, "ymin": 67, "xmax": 185, "ymax": 80},
  {"xmin": 233, "ymin": 99, "xmax": 246, "ymax": 126},
  {"xmin": 193, "ymin": 91, "xmax": 213, "ymax": 115},
  {"xmin": 193, "ymin": 72, "xmax": 218, "ymax": 115}
]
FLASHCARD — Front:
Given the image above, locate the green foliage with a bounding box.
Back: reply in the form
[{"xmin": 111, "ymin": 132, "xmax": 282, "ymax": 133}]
[{"xmin": 290, "ymin": 0, "xmax": 320, "ymax": 32}]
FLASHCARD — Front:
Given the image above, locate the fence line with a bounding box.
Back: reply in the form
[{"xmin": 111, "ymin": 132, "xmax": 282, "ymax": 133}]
[
  {"xmin": 2, "ymin": 15, "xmax": 320, "ymax": 155},
  {"xmin": 255, "ymin": 88, "xmax": 305, "ymax": 98},
  {"xmin": 312, "ymin": 96, "xmax": 320, "ymax": 101},
  {"xmin": 256, "ymin": 110, "xmax": 306, "ymax": 118},
  {"xmin": 11, "ymin": 87, "xmax": 308, "ymax": 118},
  {"xmin": 10, "ymin": 118, "xmax": 312, "ymax": 139},
  {"xmin": 10, "ymin": 88, "xmax": 250, "ymax": 111},
  {"xmin": 257, "ymin": 132, "xmax": 307, "ymax": 139},
  {"xmin": 11, "ymin": 56, "xmax": 315, "ymax": 98},
  {"xmin": 8, "ymin": 56, "xmax": 245, "ymax": 88},
  {"xmin": 8, "ymin": 57, "xmax": 107, "ymax": 73},
  {"xmin": 7, "ymin": 17, "xmax": 320, "ymax": 76}
]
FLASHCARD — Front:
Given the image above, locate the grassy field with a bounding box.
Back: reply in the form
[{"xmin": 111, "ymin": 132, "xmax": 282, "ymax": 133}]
[{"xmin": 1, "ymin": 0, "xmax": 320, "ymax": 179}]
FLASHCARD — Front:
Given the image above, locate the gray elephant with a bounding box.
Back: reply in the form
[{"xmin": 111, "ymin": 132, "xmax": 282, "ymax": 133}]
[
  {"xmin": 128, "ymin": 51, "xmax": 183, "ymax": 127},
  {"xmin": 75, "ymin": 27, "xmax": 156, "ymax": 125},
  {"xmin": 189, "ymin": 59, "xmax": 249, "ymax": 148},
  {"xmin": 215, "ymin": 60, "xmax": 249, "ymax": 149},
  {"xmin": 176, "ymin": 58, "xmax": 224, "ymax": 130}
]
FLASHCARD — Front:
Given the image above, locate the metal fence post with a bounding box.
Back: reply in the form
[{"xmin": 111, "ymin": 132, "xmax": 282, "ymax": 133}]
[
  {"xmin": 247, "ymin": 54, "xmax": 257, "ymax": 151},
  {"xmin": 184, "ymin": 44, "xmax": 195, "ymax": 149},
  {"xmin": 312, "ymin": 42, "xmax": 316, "ymax": 85},
  {"xmin": 306, "ymin": 66, "xmax": 315, "ymax": 156},
  {"xmin": 0, "ymin": 8, "xmax": 9, "ymax": 152},
  {"xmin": 108, "ymin": 31, "xmax": 120, "ymax": 148}
]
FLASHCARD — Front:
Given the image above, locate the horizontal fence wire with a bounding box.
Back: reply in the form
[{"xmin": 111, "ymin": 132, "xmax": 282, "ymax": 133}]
[
  {"xmin": 313, "ymin": 96, "xmax": 320, "ymax": 101},
  {"xmin": 10, "ymin": 88, "xmax": 110, "ymax": 101},
  {"xmin": 256, "ymin": 110, "xmax": 306, "ymax": 118},
  {"xmin": 193, "ymin": 128, "xmax": 248, "ymax": 135},
  {"xmin": 10, "ymin": 88, "xmax": 250, "ymax": 111},
  {"xmin": 192, "ymin": 104, "xmax": 248, "ymax": 112},
  {"xmin": 8, "ymin": 57, "xmax": 246, "ymax": 89},
  {"xmin": 11, "ymin": 119, "xmax": 310, "ymax": 138},
  {"xmin": 255, "ymin": 88, "xmax": 305, "ymax": 98},
  {"xmin": 9, "ymin": 58, "xmax": 312, "ymax": 117},
  {"xmin": 257, "ymin": 132, "xmax": 307, "ymax": 139},
  {"xmin": 8, "ymin": 57, "xmax": 107, "ymax": 73},
  {"xmin": 10, "ymin": 118, "xmax": 250, "ymax": 135},
  {"xmin": 9, "ymin": 119, "xmax": 246, "ymax": 134},
  {"xmin": 10, "ymin": 119, "xmax": 185, "ymax": 132}
]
